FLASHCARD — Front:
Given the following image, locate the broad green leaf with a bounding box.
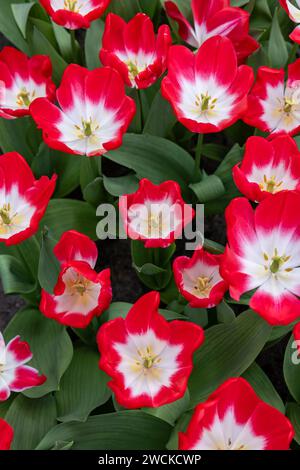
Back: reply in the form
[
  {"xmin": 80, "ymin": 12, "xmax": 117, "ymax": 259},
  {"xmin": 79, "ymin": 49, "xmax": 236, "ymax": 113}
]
[
  {"xmin": 56, "ymin": 346, "xmax": 111, "ymax": 423},
  {"xmin": 4, "ymin": 308, "xmax": 73, "ymax": 398},
  {"xmin": 143, "ymin": 390, "xmax": 190, "ymax": 425},
  {"xmin": 52, "ymin": 22, "xmax": 73, "ymax": 62},
  {"xmin": 268, "ymin": 8, "xmax": 288, "ymax": 68},
  {"xmin": 105, "ymin": 134, "xmax": 194, "ymax": 198},
  {"xmin": 0, "ymin": 117, "xmax": 35, "ymax": 163},
  {"xmin": 189, "ymin": 310, "xmax": 271, "ymax": 406},
  {"xmin": 189, "ymin": 175, "xmax": 225, "ymax": 203},
  {"xmin": 184, "ymin": 305, "xmax": 208, "ymax": 328},
  {"xmin": 0, "ymin": 0, "xmax": 30, "ymax": 52},
  {"xmin": 85, "ymin": 18, "xmax": 104, "ymax": 69},
  {"xmin": 51, "ymin": 150, "xmax": 81, "ymax": 198},
  {"xmin": 284, "ymin": 334, "xmax": 300, "ymax": 403},
  {"xmin": 0, "ymin": 395, "xmax": 15, "ymax": 419},
  {"xmin": 203, "ymin": 239, "xmax": 225, "ymax": 254},
  {"xmin": 11, "ymin": 2, "xmax": 35, "ymax": 38},
  {"xmin": 83, "ymin": 177, "xmax": 106, "ymax": 207},
  {"xmin": 242, "ymin": 362, "xmax": 285, "ymax": 413},
  {"xmin": 38, "ymin": 228, "xmax": 60, "ymax": 294},
  {"xmin": 36, "ymin": 411, "xmax": 172, "ymax": 450},
  {"xmin": 286, "ymin": 402, "xmax": 300, "ymax": 445},
  {"xmin": 144, "ymin": 91, "xmax": 176, "ymax": 138},
  {"xmin": 5, "ymin": 394, "xmax": 57, "ymax": 450},
  {"xmin": 80, "ymin": 156, "xmax": 100, "ymax": 191},
  {"xmin": 29, "ymin": 26, "xmax": 67, "ymax": 83},
  {"xmin": 108, "ymin": 0, "xmax": 141, "ymax": 20},
  {"xmin": 0, "ymin": 254, "xmax": 36, "ymax": 294},
  {"xmin": 41, "ymin": 199, "xmax": 98, "ymax": 240},
  {"xmin": 216, "ymin": 301, "xmax": 236, "ymax": 324},
  {"xmin": 103, "ymin": 173, "xmax": 140, "ymax": 197}
]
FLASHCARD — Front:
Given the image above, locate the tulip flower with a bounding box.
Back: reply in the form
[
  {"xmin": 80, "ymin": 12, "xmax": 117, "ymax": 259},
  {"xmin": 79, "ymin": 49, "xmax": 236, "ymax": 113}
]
[
  {"xmin": 221, "ymin": 191, "xmax": 300, "ymax": 325},
  {"xmin": 119, "ymin": 178, "xmax": 194, "ymax": 248},
  {"xmin": 0, "ymin": 47, "xmax": 55, "ymax": 119},
  {"xmin": 30, "ymin": 64, "xmax": 136, "ymax": 157},
  {"xmin": 165, "ymin": 0, "xmax": 258, "ymax": 63},
  {"xmin": 173, "ymin": 248, "xmax": 228, "ymax": 308},
  {"xmin": 0, "ymin": 332, "xmax": 46, "ymax": 401},
  {"xmin": 0, "ymin": 419, "xmax": 13, "ymax": 450},
  {"xmin": 97, "ymin": 291, "xmax": 204, "ymax": 408},
  {"xmin": 40, "ymin": 230, "xmax": 112, "ymax": 328},
  {"xmin": 243, "ymin": 60, "xmax": 300, "ymax": 136},
  {"xmin": 233, "ymin": 135, "xmax": 300, "ymax": 202},
  {"xmin": 39, "ymin": 0, "xmax": 110, "ymax": 30},
  {"xmin": 100, "ymin": 13, "xmax": 172, "ymax": 89},
  {"xmin": 280, "ymin": 0, "xmax": 300, "ymax": 44},
  {"xmin": 161, "ymin": 36, "xmax": 254, "ymax": 133},
  {"xmin": 0, "ymin": 152, "xmax": 56, "ymax": 245},
  {"xmin": 179, "ymin": 378, "xmax": 294, "ymax": 450}
]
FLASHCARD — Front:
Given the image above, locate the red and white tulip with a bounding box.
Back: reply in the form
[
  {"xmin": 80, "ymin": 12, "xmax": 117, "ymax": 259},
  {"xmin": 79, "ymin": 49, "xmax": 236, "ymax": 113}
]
[
  {"xmin": 30, "ymin": 64, "xmax": 136, "ymax": 157},
  {"xmin": 161, "ymin": 36, "xmax": 254, "ymax": 133},
  {"xmin": 0, "ymin": 47, "xmax": 55, "ymax": 119},
  {"xmin": 39, "ymin": 0, "xmax": 110, "ymax": 30},
  {"xmin": 280, "ymin": 0, "xmax": 300, "ymax": 44},
  {"xmin": 40, "ymin": 230, "xmax": 112, "ymax": 328},
  {"xmin": 119, "ymin": 178, "xmax": 194, "ymax": 248},
  {"xmin": 0, "ymin": 332, "xmax": 46, "ymax": 401},
  {"xmin": 221, "ymin": 192, "xmax": 300, "ymax": 325},
  {"xmin": 244, "ymin": 60, "xmax": 300, "ymax": 136},
  {"xmin": 0, "ymin": 419, "xmax": 13, "ymax": 450},
  {"xmin": 233, "ymin": 135, "xmax": 300, "ymax": 202},
  {"xmin": 0, "ymin": 152, "xmax": 56, "ymax": 246},
  {"xmin": 173, "ymin": 248, "xmax": 228, "ymax": 308},
  {"xmin": 165, "ymin": 0, "xmax": 258, "ymax": 63},
  {"xmin": 179, "ymin": 378, "xmax": 294, "ymax": 450},
  {"xmin": 97, "ymin": 291, "xmax": 204, "ymax": 408},
  {"xmin": 100, "ymin": 13, "xmax": 172, "ymax": 89}
]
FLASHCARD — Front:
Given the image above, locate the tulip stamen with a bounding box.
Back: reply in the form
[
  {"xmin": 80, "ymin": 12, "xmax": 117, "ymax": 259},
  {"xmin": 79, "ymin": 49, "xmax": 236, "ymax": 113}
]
[
  {"xmin": 259, "ymin": 175, "xmax": 283, "ymax": 194},
  {"xmin": 16, "ymin": 87, "xmax": 34, "ymax": 107},
  {"xmin": 193, "ymin": 275, "xmax": 212, "ymax": 297},
  {"xmin": 64, "ymin": 0, "xmax": 81, "ymax": 12}
]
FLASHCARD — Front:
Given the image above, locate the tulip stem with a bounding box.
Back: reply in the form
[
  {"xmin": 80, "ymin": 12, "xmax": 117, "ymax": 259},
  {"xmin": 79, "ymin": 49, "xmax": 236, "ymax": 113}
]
[
  {"xmin": 194, "ymin": 133, "xmax": 204, "ymax": 173},
  {"xmin": 70, "ymin": 30, "xmax": 77, "ymax": 61},
  {"xmin": 288, "ymin": 42, "xmax": 298, "ymax": 64},
  {"xmin": 137, "ymin": 89, "xmax": 144, "ymax": 133}
]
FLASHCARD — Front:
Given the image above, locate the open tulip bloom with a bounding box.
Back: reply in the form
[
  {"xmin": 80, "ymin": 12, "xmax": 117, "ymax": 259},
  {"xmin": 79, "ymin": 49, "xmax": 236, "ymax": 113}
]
[
  {"xmin": 233, "ymin": 135, "xmax": 300, "ymax": 202},
  {"xmin": 179, "ymin": 378, "xmax": 294, "ymax": 450},
  {"xmin": 173, "ymin": 248, "xmax": 228, "ymax": 308},
  {"xmin": 30, "ymin": 64, "xmax": 136, "ymax": 157},
  {"xmin": 100, "ymin": 13, "xmax": 172, "ymax": 89},
  {"xmin": 0, "ymin": 419, "xmax": 13, "ymax": 450},
  {"xmin": 119, "ymin": 179, "xmax": 194, "ymax": 248},
  {"xmin": 0, "ymin": 47, "xmax": 55, "ymax": 119},
  {"xmin": 97, "ymin": 291, "xmax": 204, "ymax": 408},
  {"xmin": 0, "ymin": 332, "xmax": 46, "ymax": 401},
  {"xmin": 39, "ymin": 0, "xmax": 110, "ymax": 30},
  {"xmin": 40, "ymin": 230, "xmax": 112, "ymax": 328},
  {"xmin": 222, "ymin": 191, "xmax": 300, "ymax": 325},
  {"xmin": 280, "ymin": 0, "xmax": 300, "ymax": 43},
  {"xmin": 244, "ymin": 60, "xmax": 300, "ymax": 136},
  {"xmin": 164, "ymin": 0, "xmax": 258, "ymax": 63},
  {"xmin": 0, "ymin": 152, "xmax": 56, "ymax": 245},
  {"xmin": 161, "ymin": 36, "xmax": 254, "ymax": 133}
]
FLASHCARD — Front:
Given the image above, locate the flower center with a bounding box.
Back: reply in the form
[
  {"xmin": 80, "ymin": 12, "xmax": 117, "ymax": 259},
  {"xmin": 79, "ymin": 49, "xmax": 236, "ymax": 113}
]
[
  {"xmin": 16, "ymin": 87, "xmax": 34, "ymax": 108},
  {"xmin": 259, "ymin": 175, "xmax": 283, "ymax": 194},
  {"xmin": 136, "ymin": 346, "xmax": 161, "ymax": 371},
  {"xmin": 193, "ymin": 276, "xmax": 212, "ymax": 297},
  {"xmin": 64, "ymin": 0, "xmax": 80, "ymax": 12},
  {"xmin": 127, "ymin": 61, "xmax": 140, "ymax": 79},
  {"xmin": 283, "ymin": 97, "xmax": 294, "ymax": 114},
  {"xmin": 75, "ymin": 118, "xmax": 99, "ymax": 140},
  {"xmin": 70, "ymin": 276, "xmax": 90, "ymax": 296},
  {"xmin": 147, "ymin": 212, "xmax": 164, "ymax": 237},
  {"xmin": 264, "ymin": 249, "xmax": 292, "ymax": 274},
  {"xmin": 195, "ymin": 93, "xmax": 217, "ymax": 113},
  {"xmin": 0, "ymin": 203, "xmax": 12, "ymax": 225}
]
